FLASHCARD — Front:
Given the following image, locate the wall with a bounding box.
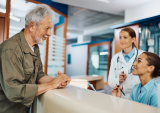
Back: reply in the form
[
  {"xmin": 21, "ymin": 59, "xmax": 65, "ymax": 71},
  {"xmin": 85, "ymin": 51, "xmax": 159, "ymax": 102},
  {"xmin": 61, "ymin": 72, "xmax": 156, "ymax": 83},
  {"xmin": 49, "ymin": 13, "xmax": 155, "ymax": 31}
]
[
  {"xmin": 65, "ymin": 16, "xmax": 124, "ymax": 77},
  {"xmin": 125, "ymin": 0, "xmax": 160, "ymax": 23},
  {"xmin": 66, "ymin": 44, "xmax": 88, "ymax": 77}
]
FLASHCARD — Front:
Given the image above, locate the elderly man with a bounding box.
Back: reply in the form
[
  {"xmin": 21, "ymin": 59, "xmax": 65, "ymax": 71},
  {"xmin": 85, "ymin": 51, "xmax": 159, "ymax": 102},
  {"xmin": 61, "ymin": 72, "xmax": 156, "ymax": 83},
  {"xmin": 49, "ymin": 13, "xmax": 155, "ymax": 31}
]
[{"xmin": 0, "ymin": 4, "xmax": 70, "ymax": 113}]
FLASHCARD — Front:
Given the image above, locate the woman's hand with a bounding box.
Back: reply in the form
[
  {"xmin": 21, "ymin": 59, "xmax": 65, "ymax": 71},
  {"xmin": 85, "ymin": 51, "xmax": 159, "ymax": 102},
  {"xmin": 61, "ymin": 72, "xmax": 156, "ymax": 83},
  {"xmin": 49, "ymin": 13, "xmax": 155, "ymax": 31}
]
[
  {"xmin": 112, "ymin": 84, "xmax": 121, "ymax": 98},
  {"xmin": 119, "ymin": 71, "xmax": 127, "ymax": 83}
]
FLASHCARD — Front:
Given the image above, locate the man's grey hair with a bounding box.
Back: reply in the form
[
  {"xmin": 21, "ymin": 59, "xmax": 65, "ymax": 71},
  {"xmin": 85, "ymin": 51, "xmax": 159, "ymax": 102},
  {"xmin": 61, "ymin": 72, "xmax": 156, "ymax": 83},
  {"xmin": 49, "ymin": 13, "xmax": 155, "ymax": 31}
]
[{"xmin": 25, "ymin": 4, "xmax": 54, "ymax": 26}]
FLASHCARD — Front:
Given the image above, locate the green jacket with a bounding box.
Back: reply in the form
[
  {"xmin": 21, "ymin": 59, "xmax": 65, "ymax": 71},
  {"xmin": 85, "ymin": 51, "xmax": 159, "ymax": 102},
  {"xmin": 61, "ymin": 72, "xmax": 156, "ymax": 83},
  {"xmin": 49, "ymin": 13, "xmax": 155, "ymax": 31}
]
[{"xmin": 0, "ymin": 30, "xmax": 45, "ymax": 113}]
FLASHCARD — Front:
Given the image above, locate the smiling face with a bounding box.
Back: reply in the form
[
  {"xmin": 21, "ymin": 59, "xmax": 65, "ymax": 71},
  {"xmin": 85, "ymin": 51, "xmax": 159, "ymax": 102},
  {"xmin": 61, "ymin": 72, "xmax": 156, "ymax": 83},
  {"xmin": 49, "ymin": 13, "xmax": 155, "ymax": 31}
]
[
  {"xmin": 132, "ymin": 53, "xmax": 153, "ymax": 76},
  {"xmin": 31, "ymin": 15, "xmax": 53, "ymax": 45},
  {"xmin": 119, "ymin": 31, "xmax": 135, "ymax": 49}
]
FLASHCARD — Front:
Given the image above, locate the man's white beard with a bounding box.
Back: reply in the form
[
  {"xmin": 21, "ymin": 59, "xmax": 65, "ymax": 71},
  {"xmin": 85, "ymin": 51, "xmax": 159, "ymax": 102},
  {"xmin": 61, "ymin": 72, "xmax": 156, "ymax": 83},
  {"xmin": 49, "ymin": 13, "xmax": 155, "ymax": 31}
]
[
  {"xmin": 38, "ymin": 37, "xmax": 46, "ymax": 45},
  {"xmin": 35, "ymin": 34, "xmax": 46, "ymax": 45}
]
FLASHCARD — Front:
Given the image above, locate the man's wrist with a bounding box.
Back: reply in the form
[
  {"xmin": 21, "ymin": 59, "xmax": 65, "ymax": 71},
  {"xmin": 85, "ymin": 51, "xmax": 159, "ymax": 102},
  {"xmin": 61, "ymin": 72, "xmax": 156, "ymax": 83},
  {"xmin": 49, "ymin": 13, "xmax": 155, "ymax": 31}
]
[{"xmin": 49, "ymin": 81, "xmax": 57, "ymax": 89}]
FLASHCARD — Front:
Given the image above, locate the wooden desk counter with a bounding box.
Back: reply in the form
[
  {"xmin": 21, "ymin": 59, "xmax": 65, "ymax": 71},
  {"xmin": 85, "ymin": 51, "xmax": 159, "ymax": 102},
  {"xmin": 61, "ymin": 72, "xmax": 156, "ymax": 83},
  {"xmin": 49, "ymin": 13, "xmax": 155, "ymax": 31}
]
[
  {"xmin": 32, "ymin": 85, "xmax": 160, "ymax": 113},
  {"xmin": 70, "ymin": 75, "xmax": 104, "ymax": 90}
]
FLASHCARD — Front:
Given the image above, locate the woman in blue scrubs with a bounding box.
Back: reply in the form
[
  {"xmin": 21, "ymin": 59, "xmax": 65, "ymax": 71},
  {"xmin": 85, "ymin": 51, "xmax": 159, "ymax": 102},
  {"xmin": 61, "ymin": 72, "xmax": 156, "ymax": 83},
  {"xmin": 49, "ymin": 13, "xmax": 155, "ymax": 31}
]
[{"xmin": 112, "ymin": 52, "xmax": 160, "ymax": 107}]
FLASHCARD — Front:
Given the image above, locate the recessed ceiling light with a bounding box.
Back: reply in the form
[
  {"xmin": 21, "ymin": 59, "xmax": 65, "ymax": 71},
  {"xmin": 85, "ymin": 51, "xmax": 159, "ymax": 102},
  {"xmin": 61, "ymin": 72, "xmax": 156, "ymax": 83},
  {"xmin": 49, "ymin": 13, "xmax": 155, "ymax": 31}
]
[
  {"xmin": 97, "ymin": 0, "xmax": 110, "ymax": 3},
  {"xmin": 100, "ymin": 52, "xmax": 108, "ymax": 55},
  {"xmin": 10, "ymin": 16, "xmax": 20, "ymax": 22}
]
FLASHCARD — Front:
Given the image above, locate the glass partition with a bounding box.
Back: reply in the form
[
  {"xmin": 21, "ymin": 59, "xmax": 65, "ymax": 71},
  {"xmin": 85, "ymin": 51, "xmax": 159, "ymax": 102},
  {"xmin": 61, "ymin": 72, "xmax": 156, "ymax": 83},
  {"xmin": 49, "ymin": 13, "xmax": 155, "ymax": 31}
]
[
  {"xmin": 87, "ymin": 42, "xmax": 110, "ymax": 81},
  {"xmin": 0, "ymin": 0, "xmax": 6, "ymax": 14}
]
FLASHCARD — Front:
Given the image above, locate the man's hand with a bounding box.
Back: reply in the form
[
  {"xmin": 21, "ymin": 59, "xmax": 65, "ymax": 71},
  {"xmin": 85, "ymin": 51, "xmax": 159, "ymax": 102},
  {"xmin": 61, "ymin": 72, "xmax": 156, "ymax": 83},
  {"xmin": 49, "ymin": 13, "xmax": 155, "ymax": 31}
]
[
  {"xmin": 119, "ymin": 71, "xmax": 127, "ymax": 83},
  {"xmin": 58, "ymin": 82, "xmax": 68, "ymax": 88},
  {"xmin": 51, "ymin": 71, "xmax": 71, "ymax": 89},
  {"xmin": 58, "ymin": 71, "xmax": 71, "ymax": 88},
  {"xmin": 112, "ymin": 84, "xmax": 121, "ymax": 98},
  {"xmin": 36, "ymin": 72, "xmax": 70, "ymax": 96}
]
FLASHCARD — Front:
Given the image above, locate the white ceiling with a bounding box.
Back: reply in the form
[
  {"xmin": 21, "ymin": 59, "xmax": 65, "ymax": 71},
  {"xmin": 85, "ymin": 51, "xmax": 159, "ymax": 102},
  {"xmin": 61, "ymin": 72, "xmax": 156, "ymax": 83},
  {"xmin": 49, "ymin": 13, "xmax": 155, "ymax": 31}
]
[
  {"xmin": 52, "ymin": 0, "xmax": 154, "ymax": 15},
  {"xmin": 66, "ymin": 5, "xmax": 124, "ymax": 39},
  {"xmin": 67, "ymin": 6, "xmax": 123, "ymax": 31}
]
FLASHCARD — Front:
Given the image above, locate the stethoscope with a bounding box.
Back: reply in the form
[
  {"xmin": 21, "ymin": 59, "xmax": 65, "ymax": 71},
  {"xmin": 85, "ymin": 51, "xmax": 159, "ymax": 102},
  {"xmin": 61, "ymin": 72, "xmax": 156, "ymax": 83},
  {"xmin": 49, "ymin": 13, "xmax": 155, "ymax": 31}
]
[{"xmin": 115, "ymin": 49, "xmax": 138, "ymax": 75}]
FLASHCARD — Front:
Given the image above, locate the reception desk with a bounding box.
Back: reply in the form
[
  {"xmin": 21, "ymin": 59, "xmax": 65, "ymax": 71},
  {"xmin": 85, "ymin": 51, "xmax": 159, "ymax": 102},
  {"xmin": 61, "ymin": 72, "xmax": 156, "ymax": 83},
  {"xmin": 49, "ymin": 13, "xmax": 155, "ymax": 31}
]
[
  {"xmin": 69, "ymin": 76, "xmax": 104, "ymax": 90},
  {"xmin": 32, "ymin": 85, "xmax": 160, "ymax": 113}
]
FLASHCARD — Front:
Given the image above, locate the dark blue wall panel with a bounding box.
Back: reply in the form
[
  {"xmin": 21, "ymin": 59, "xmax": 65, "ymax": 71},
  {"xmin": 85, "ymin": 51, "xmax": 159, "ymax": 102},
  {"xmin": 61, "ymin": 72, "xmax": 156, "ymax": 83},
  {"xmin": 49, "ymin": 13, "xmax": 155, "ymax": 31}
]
[{"xmin": 54, "ymin": 16, "xmax": 65, "ymax": 27}]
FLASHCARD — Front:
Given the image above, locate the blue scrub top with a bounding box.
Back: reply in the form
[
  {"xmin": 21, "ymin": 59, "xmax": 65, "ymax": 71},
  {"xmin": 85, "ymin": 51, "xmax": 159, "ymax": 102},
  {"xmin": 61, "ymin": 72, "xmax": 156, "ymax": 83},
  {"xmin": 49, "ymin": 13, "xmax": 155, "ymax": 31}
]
[{"xmin": 130, "ymin": 79, "xmax": 159, "ymax": 107}]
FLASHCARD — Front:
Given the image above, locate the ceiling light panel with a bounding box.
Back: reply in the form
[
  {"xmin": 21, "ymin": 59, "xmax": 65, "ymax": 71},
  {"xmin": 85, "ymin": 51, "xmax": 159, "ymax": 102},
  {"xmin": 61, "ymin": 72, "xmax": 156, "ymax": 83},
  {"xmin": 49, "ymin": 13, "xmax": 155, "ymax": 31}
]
[
  {"xmin": 97, "ymin": 0, "xmax": 110, "ymax": 3},
  {"xmin": 97, "ymin": 0, "xmax": 115, "ymax": 3}
]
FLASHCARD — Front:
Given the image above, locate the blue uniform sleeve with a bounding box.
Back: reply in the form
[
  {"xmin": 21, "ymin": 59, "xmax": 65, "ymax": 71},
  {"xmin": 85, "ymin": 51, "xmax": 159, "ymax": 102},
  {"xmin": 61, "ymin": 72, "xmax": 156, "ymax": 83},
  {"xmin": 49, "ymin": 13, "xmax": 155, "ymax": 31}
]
[
  {"xmin": 130, "ymin": 88, "xmax": 134, "ymax": 101},
  {"xmin": 149, "ymin": 92, "xmax": 158, "ymax": 107}
]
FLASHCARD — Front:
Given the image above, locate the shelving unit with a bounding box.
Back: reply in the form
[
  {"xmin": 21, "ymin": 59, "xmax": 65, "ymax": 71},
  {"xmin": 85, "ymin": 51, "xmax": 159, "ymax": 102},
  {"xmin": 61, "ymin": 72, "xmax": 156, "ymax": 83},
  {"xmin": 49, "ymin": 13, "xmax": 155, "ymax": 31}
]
[{"xmin": 139, "ymin": 20, "xmax": 160, "ymax": 56}]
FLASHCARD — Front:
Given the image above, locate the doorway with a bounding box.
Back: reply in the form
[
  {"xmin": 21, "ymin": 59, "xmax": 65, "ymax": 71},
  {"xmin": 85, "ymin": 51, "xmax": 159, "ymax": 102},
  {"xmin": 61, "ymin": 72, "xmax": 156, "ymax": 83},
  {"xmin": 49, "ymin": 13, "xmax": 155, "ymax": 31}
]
[{"xmin": 87, "ymin": 41, "xmax": 111, "ymax": 81}]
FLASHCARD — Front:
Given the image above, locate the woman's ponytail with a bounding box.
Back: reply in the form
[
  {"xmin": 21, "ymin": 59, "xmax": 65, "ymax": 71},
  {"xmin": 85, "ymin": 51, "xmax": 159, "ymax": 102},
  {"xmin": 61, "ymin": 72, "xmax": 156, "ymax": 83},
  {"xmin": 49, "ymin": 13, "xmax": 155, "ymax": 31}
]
[
  {"xmin": 157, "ymin": 69, "xmax": 160, "ymax": 77},
  {"xmin": 132, "ymin": 42, "xmax": 136, "ymax": 48},
  {"xmin": 143, "ymin": 52, "xmax": 160, "ymax": 78}
]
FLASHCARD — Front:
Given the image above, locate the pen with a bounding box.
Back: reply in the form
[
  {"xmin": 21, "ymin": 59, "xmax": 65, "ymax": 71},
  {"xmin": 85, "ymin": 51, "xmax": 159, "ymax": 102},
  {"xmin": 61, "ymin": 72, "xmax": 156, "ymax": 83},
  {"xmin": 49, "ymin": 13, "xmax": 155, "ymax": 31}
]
[{"xmin": 116, "ymin": 84, "xmax": 125, "ymax": 96}]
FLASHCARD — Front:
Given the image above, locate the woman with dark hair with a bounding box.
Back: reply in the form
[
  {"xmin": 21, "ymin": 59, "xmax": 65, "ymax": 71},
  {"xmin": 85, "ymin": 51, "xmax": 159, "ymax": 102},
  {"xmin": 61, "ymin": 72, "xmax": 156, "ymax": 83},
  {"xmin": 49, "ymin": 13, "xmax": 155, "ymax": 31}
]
[
  {"xmin": 112, "ymin": 52, "xmax": 160, "ymax": 107},
  {"xmin": 108, "ymin": 27, "xmax": 144, "ymax": 99}
]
